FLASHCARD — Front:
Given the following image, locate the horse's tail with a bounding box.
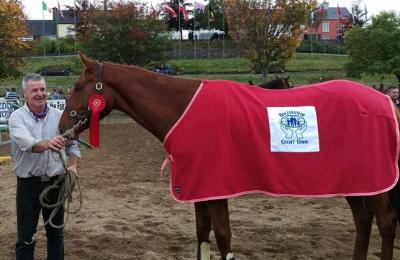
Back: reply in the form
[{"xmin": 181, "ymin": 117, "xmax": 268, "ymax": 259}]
[
  {"xmin": 390, "ymin": 107, "xmax": 400, "ymax": 222},
  {"xmin": 389, "ymin": 179, "xmax": 400, "ymax": 223}
]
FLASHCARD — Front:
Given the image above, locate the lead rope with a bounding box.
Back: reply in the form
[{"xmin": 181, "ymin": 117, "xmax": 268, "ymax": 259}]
[{"xmin": 26, "ymin": 149, "xmax": 83, "ymax": 245}]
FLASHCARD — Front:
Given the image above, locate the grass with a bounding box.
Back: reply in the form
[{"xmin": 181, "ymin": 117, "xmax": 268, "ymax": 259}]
[{"xmin": 0, "ymin": 53, "xmax": 397, "ymax": 95}]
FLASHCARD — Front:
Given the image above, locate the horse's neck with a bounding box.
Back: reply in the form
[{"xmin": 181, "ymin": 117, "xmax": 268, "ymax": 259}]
[{"xmin": 104, "ymin": 64, "xmax": 200, "ymax": 141}]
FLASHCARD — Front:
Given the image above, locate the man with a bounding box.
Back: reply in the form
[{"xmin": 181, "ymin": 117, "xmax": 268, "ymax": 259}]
[
  {"xmin": 386, "ymin": 86, "xmax": 400, "ymax": 108},
  {"xmin": 8, "ymin": 73, "xmax": 80, "ymax": 260}
]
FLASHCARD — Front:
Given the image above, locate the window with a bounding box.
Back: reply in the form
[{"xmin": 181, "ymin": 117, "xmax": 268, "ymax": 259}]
[{"xmin": 322, "ymin": 22, "xmax": 329, "ymax": 33}]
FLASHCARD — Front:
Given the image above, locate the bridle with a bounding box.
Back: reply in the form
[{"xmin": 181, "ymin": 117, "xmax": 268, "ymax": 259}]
[{"xmin": 67, "ymin": 63, "xmax": 104, "ymax": 131}]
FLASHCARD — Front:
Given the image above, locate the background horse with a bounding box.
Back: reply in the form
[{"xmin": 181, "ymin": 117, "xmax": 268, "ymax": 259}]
[
  {"xmin": 59, "ymin": 54, "xmax": 400, "ymax": 260},
  {"xmin": 248, "ymin": 75, "xmax": 291, "ymax": 89}
]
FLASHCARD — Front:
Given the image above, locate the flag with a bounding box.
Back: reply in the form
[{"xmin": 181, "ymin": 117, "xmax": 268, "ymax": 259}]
[
  {"xmin": 337, "ymin": 4, "xmax": 343, "ymax": 24},
  {"xmin": 179, "ymin": 3, "xmax": 189, "ymax": 21},
  {"xmin": 42, "ymin": 1, "xmax": 52, "ymax": 13},
  {"xmin": 58, "ymin": 1, "xmax": 64, "ymax": 18},
  {"xmin": 164, "ymin": 5, "xmax": 177, "ymax": 18},
  {"xmin": 194, "ymin": 1, "xmax": 206, "ymax": 13},
  {"xmin": 42, "ymin": 1, "xmax": 47, "ymax": 11}
]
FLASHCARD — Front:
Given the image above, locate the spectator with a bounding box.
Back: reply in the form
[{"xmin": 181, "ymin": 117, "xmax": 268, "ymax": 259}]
[
  {"xmin": 386, "ymin": 87, "xmax": 400, "ymax": 108},
  {"xmin": 50, "ymin": 88, "xmax": 60, "ymax": 100},
  {"xmin": 58, "ymin": 87, "xmax": 65, "ymax": 99}
]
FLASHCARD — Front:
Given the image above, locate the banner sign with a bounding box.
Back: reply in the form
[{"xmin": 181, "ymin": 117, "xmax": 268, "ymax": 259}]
[
  {"xmin": 0, "ymin": 102, "xmax": 14, "ymax": 123},
  {"xmin": 0, "ymin": 99, "xmax": 66, "ymax": 122}
]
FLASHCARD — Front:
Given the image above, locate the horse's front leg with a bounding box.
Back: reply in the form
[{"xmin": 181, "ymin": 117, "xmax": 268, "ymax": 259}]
[
  {"xmin": 207, "ymin": 199, "xmax": 235, "ymax": 260},
  {"xmin": 195, "ymin": 201, "xmax": 212, "ymax": 260}
]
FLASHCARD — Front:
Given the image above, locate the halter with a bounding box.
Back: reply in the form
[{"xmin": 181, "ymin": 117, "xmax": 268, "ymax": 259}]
[
  {"xmin": 68, "ymin": 63, "xmax": 104, "ymax": 128},
  {"xmin": 66, "ymin": 63, "xmax": 106, "ymax": 148}
]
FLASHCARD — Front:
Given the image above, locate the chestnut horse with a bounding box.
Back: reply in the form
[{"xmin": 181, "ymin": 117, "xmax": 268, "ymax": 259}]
[{"xmin": 59, "ymin": 54, "xmax": 400, "ymax": 260}]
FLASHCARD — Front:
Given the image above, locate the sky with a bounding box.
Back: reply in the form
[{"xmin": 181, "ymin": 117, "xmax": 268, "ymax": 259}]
[{"xmin": 22, "ymin": 0, "xmax": 400, "ymax": 20}]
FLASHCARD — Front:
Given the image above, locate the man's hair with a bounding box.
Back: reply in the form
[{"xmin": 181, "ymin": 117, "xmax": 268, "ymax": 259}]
[{"xmin": 22, "ymin": 73, "xmax": 45, "ymax": 91}]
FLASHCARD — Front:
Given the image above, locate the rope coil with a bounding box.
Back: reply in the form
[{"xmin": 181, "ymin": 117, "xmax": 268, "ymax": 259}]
[{"xmin": 28, "ymin": 149, "xmax": 82, "ymax": 244}]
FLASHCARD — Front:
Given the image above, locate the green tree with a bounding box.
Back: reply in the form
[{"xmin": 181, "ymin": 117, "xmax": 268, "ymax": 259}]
[
  {"xmin": 345, "ymin": 11, "xmax": 400, "ymax": 84},
  {"xmin": 351, "ymin": 0, "xmax": 368, "ymax": 27},
  {"xmin": 194, "ymin": 0, "xmax": 226, "ymax": 31},
  {"xmin": 222, "ymin": 0, "xmax": 315, "ymax": 79},
  {"xmin": 78, "ymin": 2, "xmax": 172, "ymax": 65},
  {"xmin": 0, "ymin": 0, "xmax": 28, "ymax": 78}
]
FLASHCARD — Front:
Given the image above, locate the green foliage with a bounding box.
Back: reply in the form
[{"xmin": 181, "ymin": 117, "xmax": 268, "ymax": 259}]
[
  {"xmin": 0, "ymin": 1, "xmax": 29, "ymax": 78},
  {"xmin": 2, "ymin": 54, "xmax": 398, "ymax": 94},
  {"xmin": 223, "ymin": 0, "xmax": 317, "ymax": 79},
  {"xmin": 345, "ymin": 12, "xmax": 400, "ymax": 82},
  {"xmin": 193, "ymin": 0, "xmax": 226, "ymax": 31},
  {"xmin": 297, "ymin": 40, "xmax": 346, "ymax": 55},
  {"xmin": 79, "ymin": 2, "xmax": 173, "ymax": 66},
  {"xmin": 32, "ymin": 38, "xmax": 79, "ymax": 56}
]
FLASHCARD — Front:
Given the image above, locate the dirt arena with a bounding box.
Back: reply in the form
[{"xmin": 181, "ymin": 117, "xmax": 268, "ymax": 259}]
[{"xmin": 1, "ymin": 114, "xmax": 400, "ymax": 259}]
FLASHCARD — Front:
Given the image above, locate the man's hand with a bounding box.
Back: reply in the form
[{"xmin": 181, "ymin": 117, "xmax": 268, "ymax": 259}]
[
  {"xmin": 32, "ymin": 135, "xmax": 66, "ymax": 153},
  {"xmin": 47, "ymin": 135, "xmax": 66, "ymax": 152}
]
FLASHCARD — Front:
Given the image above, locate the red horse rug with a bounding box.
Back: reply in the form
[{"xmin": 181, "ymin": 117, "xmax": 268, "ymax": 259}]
[{"xmin": 163, "ymin": 79, "xmax": 399, "ymax": 203}]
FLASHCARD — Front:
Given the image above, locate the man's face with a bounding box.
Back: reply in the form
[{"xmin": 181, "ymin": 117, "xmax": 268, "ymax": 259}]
[{"xmin": 24, "ymin": 80, "xmax": 47, "ymax": 108}]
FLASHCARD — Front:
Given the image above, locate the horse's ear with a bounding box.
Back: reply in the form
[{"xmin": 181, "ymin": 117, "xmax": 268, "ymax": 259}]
[{"xmin": 79, "ymin": 52, "xmax": 95, "ymax": 68}]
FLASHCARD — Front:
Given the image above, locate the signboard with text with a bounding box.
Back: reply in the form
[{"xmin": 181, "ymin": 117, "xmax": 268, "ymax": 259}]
[{"xmin": 0, "ymin": 99, "xmax": 66, "ymax": 122}]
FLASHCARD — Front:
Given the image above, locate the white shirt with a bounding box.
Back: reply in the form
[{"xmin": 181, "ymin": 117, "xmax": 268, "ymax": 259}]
[{"xmin": 8, "ymin": 104, "xmax": 80, "ymax": 178}]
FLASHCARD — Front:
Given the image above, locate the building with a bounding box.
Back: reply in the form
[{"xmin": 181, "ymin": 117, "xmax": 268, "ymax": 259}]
[
  {"xmin": 25, "ymin": 7, "xmax": 76, "ymax": 40},
  {"xmin": 305, "ymin": 1, "xmax": 352, "ymax": 41}
]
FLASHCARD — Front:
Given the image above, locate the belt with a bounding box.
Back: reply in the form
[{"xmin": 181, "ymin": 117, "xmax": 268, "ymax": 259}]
[{"xmin": 28, "ymin": 175, "xmax": 61, "ymax": 183}]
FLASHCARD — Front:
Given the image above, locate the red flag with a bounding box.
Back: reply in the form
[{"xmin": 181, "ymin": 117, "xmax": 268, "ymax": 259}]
[
  {"xmin": 337, "ymin": 4, "xmax": 343, "ymax": 24},
  {"xmin": 179, "ymin": 3, "xmax": 189, "ymax": 21},
  {"xmin": 164, "ymin": 5, "xmax": 177, "ymax": 18}
]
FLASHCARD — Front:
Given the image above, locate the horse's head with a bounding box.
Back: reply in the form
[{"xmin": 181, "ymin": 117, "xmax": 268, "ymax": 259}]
[
  {"xmin": 256, "ymin": 75, "xmax": 291, "ymax": 90},
  {"xmin": 59, "ymin": 53, "xmax": 113, "ymax": 139}
]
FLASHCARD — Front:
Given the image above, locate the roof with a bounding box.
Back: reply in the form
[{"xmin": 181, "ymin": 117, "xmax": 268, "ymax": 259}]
[
  {"xmin": 324, "ymin": 7, "xmax": 351, "ymax": 20},
  {"xmin": 26, "ymin": 20, "xmax": 56, "ymax": 37}
]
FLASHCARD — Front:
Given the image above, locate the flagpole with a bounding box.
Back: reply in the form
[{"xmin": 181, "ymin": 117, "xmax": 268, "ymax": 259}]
[
  {"xmin": 208, "ymin": 3, "xmax": 210, "ymax": 60},
  {"xmin": 222, "ymin": 12, "xmax": 225, "ymax": 59},
  {"xmin": 42, "ymin": 5, "xmax": 45, "ymax": 57},
  {"xmin": 56, "ymin": 7, "xmax": 60, "ymax": 56},
  {"xmin": 178, "ymin": 2, "xmax": 181, "ymax": 58},
  {"xmin": 74, "ymin": 5, "xmax": 77, "ymax": 55},
  {"xmin": 194, "ymin": 11, "xmax": 197, "ymax": 60}
]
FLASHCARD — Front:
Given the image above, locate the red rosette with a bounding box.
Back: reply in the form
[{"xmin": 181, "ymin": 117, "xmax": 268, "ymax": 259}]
[{"xmin": 88, "ymin": 95, "xmax": 106, "ymax": 148}]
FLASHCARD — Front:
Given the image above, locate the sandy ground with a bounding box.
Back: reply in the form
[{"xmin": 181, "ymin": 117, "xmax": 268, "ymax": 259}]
[{"xmin": 1, "ymin": 115, "xmax": 400, "ymax": 259}]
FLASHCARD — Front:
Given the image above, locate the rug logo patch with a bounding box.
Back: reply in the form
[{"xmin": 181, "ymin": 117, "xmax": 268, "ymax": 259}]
[{"xmin": 267, "ymin": 106, "xmax": 319, "ymax": 152}]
